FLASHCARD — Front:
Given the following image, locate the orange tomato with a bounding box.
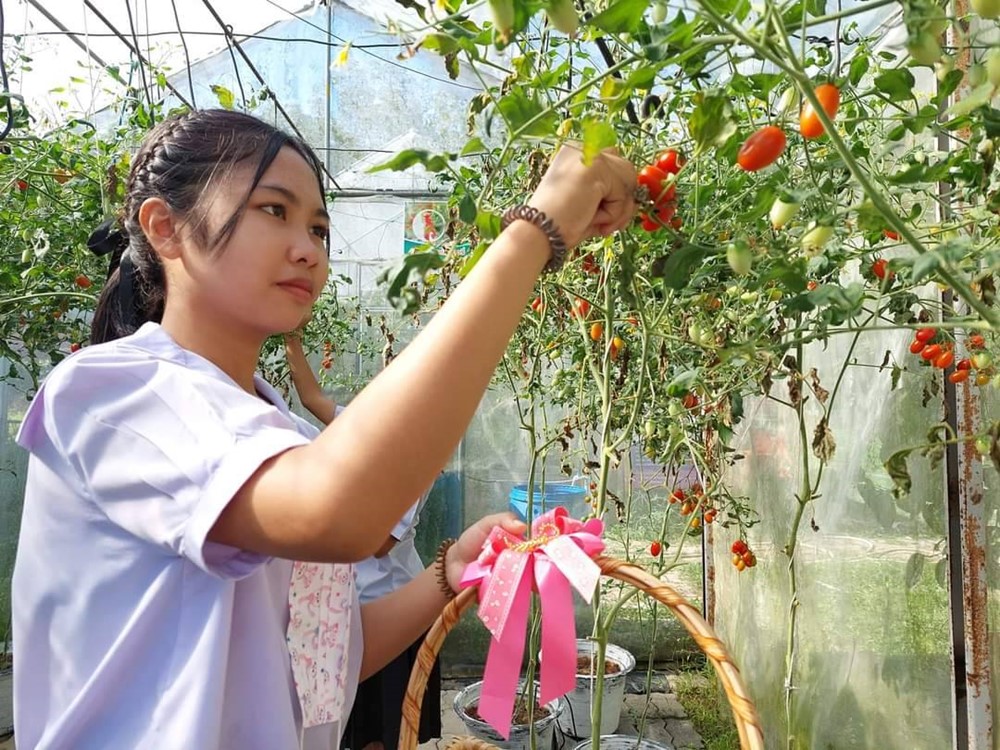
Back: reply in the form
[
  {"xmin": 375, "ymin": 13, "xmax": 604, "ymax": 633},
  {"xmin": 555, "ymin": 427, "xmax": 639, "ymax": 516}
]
[{"xmin": 799, "ymin": 83, "xmax": 841, "ymax": 139}]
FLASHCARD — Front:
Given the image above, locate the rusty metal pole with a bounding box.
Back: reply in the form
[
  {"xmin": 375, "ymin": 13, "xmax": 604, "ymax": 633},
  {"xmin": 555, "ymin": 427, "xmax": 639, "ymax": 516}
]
[{"xmin": 941, "ymin": 2, "xmax": 993, "ymax": 746}]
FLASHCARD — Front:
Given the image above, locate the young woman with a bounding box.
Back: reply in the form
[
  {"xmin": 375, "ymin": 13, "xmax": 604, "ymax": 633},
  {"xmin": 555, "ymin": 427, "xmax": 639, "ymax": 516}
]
[{"xmin": 12, "ymin": 108, "xmax": 636, "ymax": 749}]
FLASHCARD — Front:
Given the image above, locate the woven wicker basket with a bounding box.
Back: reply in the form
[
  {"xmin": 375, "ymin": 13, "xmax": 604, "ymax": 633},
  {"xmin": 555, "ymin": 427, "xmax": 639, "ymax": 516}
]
[{"xmin": 399, "ymin": 555, "xmax": 765, "ymax": 750}]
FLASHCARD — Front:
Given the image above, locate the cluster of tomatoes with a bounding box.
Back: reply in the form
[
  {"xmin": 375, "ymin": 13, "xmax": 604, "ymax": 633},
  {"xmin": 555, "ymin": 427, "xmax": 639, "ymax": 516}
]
[
  {"xmin": 909, "ymin": 330, "xmax": 993, "ymax": 384},
  {"xmin": 736, "ymin": 83, "xmax": 840, "ymax": 172},
  {"xmin": 321, "ymin": 340, "xmax": 334, "ymax": 370},
  {"xmin": 731, "ymin": 539, "xmax": 757, "ymax": 572},
  {"xmin": 636, "ymin": 149, "xmax": 684, "ymax": 232},
  {"xmin": 669, "ymin": 484, "xmax": 717, "ymax": 528}
]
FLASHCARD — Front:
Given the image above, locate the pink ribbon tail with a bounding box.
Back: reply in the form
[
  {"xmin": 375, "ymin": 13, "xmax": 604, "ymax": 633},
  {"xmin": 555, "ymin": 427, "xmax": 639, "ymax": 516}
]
[
  {"xmin": 535, "ymin": 555, "xmax": 576, "ymax": 705},
  {"xmin": 477, "ymin": 553, "xmax": 533, "ymax": 739}
]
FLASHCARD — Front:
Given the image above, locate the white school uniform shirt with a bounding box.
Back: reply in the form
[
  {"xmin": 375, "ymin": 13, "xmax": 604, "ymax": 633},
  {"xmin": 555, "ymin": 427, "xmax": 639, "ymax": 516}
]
[
  {"xmin": 13, "ymin": 322, "xmax": 361, "ymax": 750},
  {"xmin": 353, "ymin": 494, "xmax": 429, "ymax": 603}
]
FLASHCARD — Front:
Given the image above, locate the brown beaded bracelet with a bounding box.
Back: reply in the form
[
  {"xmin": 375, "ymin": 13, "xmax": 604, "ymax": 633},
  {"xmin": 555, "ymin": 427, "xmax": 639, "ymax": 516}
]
[
  {"xmin": 434, "ymin": 537, "xmax": 458, "ymax": 599},
  {"xmin": 500, "ymin": 205, "xmax": 568, "ymax": 274}
]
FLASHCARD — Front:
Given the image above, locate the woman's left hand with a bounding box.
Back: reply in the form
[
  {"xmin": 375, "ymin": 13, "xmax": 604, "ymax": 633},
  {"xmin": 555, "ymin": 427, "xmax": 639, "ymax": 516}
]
[{"xmin": 445, "ymin": 513, "xmax": 525, "ymax": 593}]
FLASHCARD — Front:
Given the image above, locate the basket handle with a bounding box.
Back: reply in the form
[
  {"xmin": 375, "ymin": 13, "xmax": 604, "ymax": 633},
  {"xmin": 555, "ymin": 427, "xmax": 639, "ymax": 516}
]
[{"xmin": 399, "ymin": 555, "xmax": 765, "ymax": 750}]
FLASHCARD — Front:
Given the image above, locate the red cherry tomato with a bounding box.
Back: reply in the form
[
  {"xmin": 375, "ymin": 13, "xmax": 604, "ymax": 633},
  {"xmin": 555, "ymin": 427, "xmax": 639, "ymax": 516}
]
[
  {"xmin": 74, "ymin": 274, "xmax": 92, "ymax": 289},
  {"xmin": 949, "ymin": 370, "xmax": 969, "ymax": 384},
  {"xmin": 934, "ymin": 351, "xmax": 955, "ymax": 369},
  {"xmin": 573, "ymin": 297, "xmax": 591, "ymax": 318},
  {"xmin": 872, "ymin": 259, "xmax": 890, "ymax": 280},
  {"xmin": 921, "ymin": 344, "xmax": 943, "ymax": 361},
  {"xmin": 650, "ymin": 540, "xmax": 662, "ymax": 557},
  {"xmin": 968, "ymin": 334, "xmax": 985, "ymax": 349},
  {"xmin": 799, "ymin": 83, "xmax": 841, "ymax": 139},
  {"xmin": 732, "ymin": 539, "xmax": 748, "ymax": 555},
  {"xmin": 736, "ymin": 126, "xmax": 787, "ymax": 172},
  {"xmin": 915, "ymin": 328, "xmax": 937, "ymax": 343},
  {"xmin": 70, "ymin": 342, "xmax": 81, "ymax": 353},
  {"xmin": 637, "ymin": 164, "xmax": 675, "ymax": 206},
  {"xmin": 957, "ymin": 358, "xmax": 972, "ymax": 371},
  {"xmin": 883, "ymin": 229, "xmax": 900, "ymax": 241},
  {"xmin": 654, "ymin": 149, "xmax": 685, "ymax": 174},
  {"xmin": 910, "ymin": 339, "xmax": 926, "ymax": 354}
]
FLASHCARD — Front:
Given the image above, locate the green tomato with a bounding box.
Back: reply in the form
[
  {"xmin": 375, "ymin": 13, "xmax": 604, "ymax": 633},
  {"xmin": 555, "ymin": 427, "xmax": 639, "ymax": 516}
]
[
  {"xmin": 488, "ymin": 0, "xmax": 515, "ymax": 40},
  {"xmin": 769, "ymin": 198, "xmax": 800, "ymax": 229},
  {"xmin": 972, "ymin": 352, "xmax": 993, "ymax": 370},
  {"xmin": 668, "ymin": 400, "xmax": 683, "ymax": 418},
  {"xmin": 801, "ymin": 225, "xmax": 834, "ymax": 255},
  {"xmin": 650, "ymin": 0, "xmax": 668, "ymax": 23},
  {"xmin": 986, "ymin": 48, "xmax": 1000, "ymax": 88},
  {"xmin": 726, "ymin": 242, "xmax": 753, "ymax": 276},
  {"xmin": 975, "ymin": 436, "xmax": 991, "ymax": 456},
  {"xmin": 971, "ymin": 0, "xmax": 1000, "ymax": 18},
  {"xmin": 968, "ymin": 63, "xmax": 987, "ymax": 88},
  {"xmin": 645, "ymin": 420, "xmax": 657, "ymax": 439},
  {"xmin": 546, "ymin": 0, "xmax": 580, "ymax": 35},
  {"xmin": 740, "ymin": 291, "xmax": 760, "ymax": 304},
  {"xmin": 907, "ymin": 31, "xmax": 942, "ymax": 66},
  {"xmin": 935, "ymin": 55, "xmax": 954, "ymax": 82}
]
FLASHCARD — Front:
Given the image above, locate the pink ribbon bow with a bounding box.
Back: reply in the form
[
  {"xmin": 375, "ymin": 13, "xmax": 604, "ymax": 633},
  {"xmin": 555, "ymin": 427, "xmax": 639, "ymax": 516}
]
[{"xmin": 460, "ymin": 507, "xmax": 605, "ymax": 738}]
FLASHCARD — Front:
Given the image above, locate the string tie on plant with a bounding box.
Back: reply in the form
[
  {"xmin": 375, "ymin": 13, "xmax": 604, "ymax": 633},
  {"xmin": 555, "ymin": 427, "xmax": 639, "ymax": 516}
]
[{"xmin": 460, "ymin": 507, "xmax": 604, "ymax": 739}]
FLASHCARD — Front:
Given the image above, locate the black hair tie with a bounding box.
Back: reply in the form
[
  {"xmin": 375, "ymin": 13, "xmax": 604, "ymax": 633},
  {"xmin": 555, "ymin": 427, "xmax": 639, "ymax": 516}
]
[{"xmin": 86, "ymin": 219, "xmax": 129, "ymax": 280}]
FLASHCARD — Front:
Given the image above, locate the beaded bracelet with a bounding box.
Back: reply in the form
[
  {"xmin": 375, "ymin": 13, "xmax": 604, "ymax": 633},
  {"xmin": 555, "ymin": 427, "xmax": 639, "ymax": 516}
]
[
  {"xmin": 500, "ymin": 205, "xmax": 569, "ymax": 274},
  {"xmin": 435, "ymin": 537, "xmax": 458, "ymax": 599}
]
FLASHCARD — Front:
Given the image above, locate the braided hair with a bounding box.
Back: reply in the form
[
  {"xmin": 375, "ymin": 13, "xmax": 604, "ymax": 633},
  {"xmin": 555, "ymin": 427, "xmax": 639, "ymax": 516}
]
[{"xmin": 90, "ymin": 109, "xmax": 325, "ymax": 345}]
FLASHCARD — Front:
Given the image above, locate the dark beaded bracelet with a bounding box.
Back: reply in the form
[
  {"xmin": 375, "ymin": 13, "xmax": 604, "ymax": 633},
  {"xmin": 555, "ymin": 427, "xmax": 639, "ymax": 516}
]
[
  {"xmin": 500, "ymin": 205, "xmax": 569, "ymax": 274},
  {"xmin": 435, "ymin": 538, "xmax": 458, "ymax": 599}
]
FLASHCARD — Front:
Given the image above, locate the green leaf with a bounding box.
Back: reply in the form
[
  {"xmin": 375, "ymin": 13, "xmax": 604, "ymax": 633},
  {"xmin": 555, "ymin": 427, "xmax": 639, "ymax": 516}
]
[
  {"xmin": 460, "ymin": 137, "xmax": 486, "ymax": 156},
  {"xmin": 891, "ymin": 364, "xmax": 902, "ymax": 391},
  {"xmin": 688, "ymin": 91, "xmax": 736, "ymax": 152},
  {"xmin": 666, "ymin": 369, "xmax": 701, "ymax": 398},
  {"xmin": 934, "ymin": 69, "xmax": 964, "ymax": 103},
  {"xmin": 653, "ymin": 244, "xmax": 707, "ymax": 290},
  {"xmin": 496, "ymin": 89, "xmax": 557, "ymax": 137},
  {"xmin": 420, "ymin": 33, "xmax": 460, "ymax": 55},
  {"xmin": 884, "ymin": 449, "xmax": 913, "ymax": 500},
  {"xmin": 946, "ymin": 83, "xmax": 996, "ymax": 118},
  {"xmin": 459, "ymin": 193, "xmax": 477, "ymax": 223},
  {"xmin": 377, "ymin": 251, "xmax": 445, "ymax": 313},
  {"xmin": 475, "ymin": 210, "xmax": 502, "ymax": 240},
  {"xmin": 581, "ymin": 117, "xmax": 617, "ymax": 165},
  {"xmin": 368, "ymin": 149, "xmax": 451, "ymax": 173},
  {"xmin": 873, "ymin": 69, "xmax": 916, "ymax": 102},
  {"xmin": 849, "ymin": 54, "xmax": 870, "ymax": 86},
  {"xmin": 904, "ymin": 552, "xmax": 926, "ymax": 590},
  {"xmin": 210, "ymin": 84, "xmax": 234, "ymax": 110},
  {"xmin": 459, "ymin": 241, "xmax": 489, "ymax": 278},
  {"xmin": 910, "ymin": 252, "xmax": 940, "ymax": 283},
  {"xmin": 589, "ymin": 0, "xmax": 649, "ymax": 34}
]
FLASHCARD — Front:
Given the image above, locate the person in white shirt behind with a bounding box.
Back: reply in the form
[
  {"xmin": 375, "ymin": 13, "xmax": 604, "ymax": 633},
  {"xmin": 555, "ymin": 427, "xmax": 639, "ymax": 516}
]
[{"xmin": 284, "ymin": 329, "xmax": 442, "ymax": 749}]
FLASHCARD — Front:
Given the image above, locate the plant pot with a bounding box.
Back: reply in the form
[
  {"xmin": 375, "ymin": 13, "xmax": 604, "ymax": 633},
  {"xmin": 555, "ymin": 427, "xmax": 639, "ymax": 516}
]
[
  {"xmin": 453, "ymin": 680, "xmax": 565, "ymax": 750},
  {"xmin": 572, "ymin": 735, "xmax": 676, "ymax": 750},
  {"xmin": 557, "ymin": 640, "xmax": 636, "ymax": 738}
]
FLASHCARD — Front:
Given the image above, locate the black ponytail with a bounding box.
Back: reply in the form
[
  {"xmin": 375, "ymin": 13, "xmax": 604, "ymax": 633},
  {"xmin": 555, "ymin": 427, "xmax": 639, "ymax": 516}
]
[{"xmin": 88, "ymin": 109, "xmax": 324, "ymax": 345}]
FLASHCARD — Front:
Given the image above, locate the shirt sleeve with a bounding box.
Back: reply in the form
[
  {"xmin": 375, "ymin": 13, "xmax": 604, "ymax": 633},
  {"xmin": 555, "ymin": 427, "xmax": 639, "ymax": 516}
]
[{"xmin": 18, "ymin": 347, "xmax": 312, "ymax": 579}]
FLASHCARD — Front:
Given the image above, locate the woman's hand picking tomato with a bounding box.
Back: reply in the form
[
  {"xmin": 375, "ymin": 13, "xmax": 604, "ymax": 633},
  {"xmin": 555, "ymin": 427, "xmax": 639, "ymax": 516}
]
[
  {"xmin": 737, "ymin": 125, "xmax": 787, "ymax": 171},
  {"xmin": 799, "ymin": 83, "xmax": 841, "ymax": 139},
  {"xmin": 637, "ymin": 164, "xmax": 676, "ymax": 206}
]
